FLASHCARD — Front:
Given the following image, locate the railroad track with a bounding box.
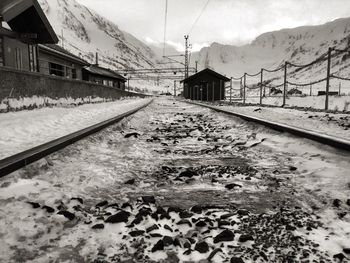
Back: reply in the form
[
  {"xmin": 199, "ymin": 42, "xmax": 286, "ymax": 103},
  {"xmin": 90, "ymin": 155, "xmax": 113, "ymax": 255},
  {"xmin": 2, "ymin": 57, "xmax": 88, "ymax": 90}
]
[
  {"xmin": 184, "ymin": 100, "xmax": 350, "ymax": 152},
  {"xmin": 0, "ymin": 99, "xmax": 153, "ymax": 177},
  {"xmin": 0, "ymin": 98, "xmax": 349, "ymax": 262}
]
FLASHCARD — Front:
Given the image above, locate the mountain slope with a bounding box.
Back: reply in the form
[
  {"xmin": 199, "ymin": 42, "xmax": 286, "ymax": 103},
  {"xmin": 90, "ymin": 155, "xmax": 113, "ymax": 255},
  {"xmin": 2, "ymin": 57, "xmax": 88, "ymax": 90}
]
[
  {"xmin": 193, "ymin": 17, "xmax": 350, "ymax": 85},
  {"xmin": 38, "ymin": 0, "xmax": 158, "ymax": 70}
]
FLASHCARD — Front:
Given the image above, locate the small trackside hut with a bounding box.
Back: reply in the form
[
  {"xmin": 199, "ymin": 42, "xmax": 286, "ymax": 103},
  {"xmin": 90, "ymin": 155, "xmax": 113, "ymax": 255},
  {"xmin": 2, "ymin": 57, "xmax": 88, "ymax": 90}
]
[
  {"xmin": 181, "ymin": 68, "xmax": 230, "ymax": 101},
  {"xmin": 0, "ymin": 0, "xmax": 58, "ymax": 71},
  {"xmin": 82, "ymin": 64, "xmax": 127, "ymax": 90}
]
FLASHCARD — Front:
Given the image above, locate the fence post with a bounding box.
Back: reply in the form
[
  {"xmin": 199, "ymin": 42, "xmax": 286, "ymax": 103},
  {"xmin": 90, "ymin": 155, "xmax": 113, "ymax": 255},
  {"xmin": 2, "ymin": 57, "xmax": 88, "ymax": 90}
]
[
  {"xmin": 243, "ymin": 73, "xmax": 246, "ymax": 104},
  {"xmin": 259, "ymin": 69, "xmax": 263, "ymax": 105},
  {"xmin": 230, "ymin": 77, "xmax": 233, "ymax": 103},
  {"xmin": 325, "ymin": 47, "xmax": 332, "ymax": 111},
  {"xmin": 310, "ymin": 83, "xmax": 312, "ymax": 96},
  {"xmin": 282, "ymin": 62, "xmax": 288, "ymax": 107},
  {"xmin": 339, "ymin": 82, "xmax": 341, "ymax": 95}
]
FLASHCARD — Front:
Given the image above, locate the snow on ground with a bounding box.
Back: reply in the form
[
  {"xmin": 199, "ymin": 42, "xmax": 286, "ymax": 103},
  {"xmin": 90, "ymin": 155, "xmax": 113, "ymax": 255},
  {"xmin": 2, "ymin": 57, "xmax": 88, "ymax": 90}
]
[
  {"xmin": 0, "ymin": 98, "xmax": 349, "ymax": 262},
  {"xmin": 0, "ymin": 97, "xmax": 151, "ymax": 159},
  {"xmin": 0, "ymin": 95, "xmax": 116, "ymax": 112},
  {"xmin": 203, "ymin": 102, "xmax": 350, "ymax": 140}
]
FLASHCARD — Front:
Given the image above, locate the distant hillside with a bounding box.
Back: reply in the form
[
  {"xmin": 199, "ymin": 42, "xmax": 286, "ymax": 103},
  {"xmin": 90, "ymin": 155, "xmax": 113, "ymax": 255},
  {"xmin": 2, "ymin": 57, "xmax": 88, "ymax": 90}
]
[
  {"xmin": 38, "ymin": 0, "xmax": 158, "ymax": 70},
  {"xmin": 192, "ymin": 17, "xmax": 350, "ymax": 85}
]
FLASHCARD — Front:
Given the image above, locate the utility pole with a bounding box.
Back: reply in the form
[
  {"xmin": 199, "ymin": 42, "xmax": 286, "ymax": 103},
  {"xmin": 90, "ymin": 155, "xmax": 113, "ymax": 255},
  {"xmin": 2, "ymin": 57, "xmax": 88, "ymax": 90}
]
[
  {"xmin": 174, "ymin": 80, "xmax": 176, "ymax": 97},
  {"xmin": 61, "ymin": 29, "xmax": 64, "ymax": 48},
  {"xmin": 325, "ymin": 47, "xmax": 332, "ymax": 111},
  {"xmin": 184, "ymin": 35, "xmax": 189, "ymax": 79},
  {"xmin": 282, "ymin": 62, "xmax": 288, "ymax": 107},
  {"xmin": 195, "ymin": 61, "xmax": 198, "ymax": 73}
]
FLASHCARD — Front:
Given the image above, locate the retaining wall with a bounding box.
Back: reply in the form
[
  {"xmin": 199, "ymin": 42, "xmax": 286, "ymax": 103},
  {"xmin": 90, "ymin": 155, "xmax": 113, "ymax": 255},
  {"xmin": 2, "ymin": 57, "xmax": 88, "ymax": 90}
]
[{"xmin": 0, "ymin": 66, "xmax": 147, "ymax": 112}]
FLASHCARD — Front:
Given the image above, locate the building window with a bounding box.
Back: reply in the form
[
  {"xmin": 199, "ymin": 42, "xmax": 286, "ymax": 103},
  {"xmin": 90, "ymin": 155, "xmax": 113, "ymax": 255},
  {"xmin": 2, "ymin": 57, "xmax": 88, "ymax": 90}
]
[
  {"xmin": 28, "ymin": 45, "xmax": 38, "ymax": 72},
  {"xmin": 49, "ymin": 62, "xmax": 64, "ymax": 77},
  {"xmin": 72, "ymin": 68, "xmax": 77, "ymax": 79},
  {"xmin": 15, "ymin": 47, "xmax": 23, "ymax": 70},
  {"xmin": 103, "ymin": 79, "xmax": 108, "ymax": 86},
  {"xmin": 0, "ymin": 37, "xmax": 3, "ymax": 66}
]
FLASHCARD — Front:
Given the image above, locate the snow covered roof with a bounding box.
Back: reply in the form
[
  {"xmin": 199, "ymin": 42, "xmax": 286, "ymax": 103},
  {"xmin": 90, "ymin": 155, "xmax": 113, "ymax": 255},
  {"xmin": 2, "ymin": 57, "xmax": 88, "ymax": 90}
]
[
  {"xmin": 180, "ymin": 68, "xmax": 230, "ymax": 83},
  {"xmin": 39, "ymin": 44, "xmax": 89, "ymax": 66},
  {"xmin": 83, "ymin": 65, "xmax": 126, "ymax": 82},
  {"xmin": 0, "ymin": 0, "xmax": 58, "ymax": 44}
]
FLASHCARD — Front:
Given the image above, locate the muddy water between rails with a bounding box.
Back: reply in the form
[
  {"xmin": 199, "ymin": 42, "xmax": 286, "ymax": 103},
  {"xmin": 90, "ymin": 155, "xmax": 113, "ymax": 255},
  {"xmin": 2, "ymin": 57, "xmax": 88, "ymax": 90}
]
[{"xmin": 0, "ymin": 98, "xmax": 349, "ymax": 262}]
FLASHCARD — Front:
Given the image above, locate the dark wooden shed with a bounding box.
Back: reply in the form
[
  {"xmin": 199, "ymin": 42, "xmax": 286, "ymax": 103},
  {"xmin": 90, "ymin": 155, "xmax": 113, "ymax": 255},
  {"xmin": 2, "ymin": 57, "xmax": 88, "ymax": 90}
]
[{"xmin": 181, "ymin": 68, "xmax": 230, "ymax": 101}]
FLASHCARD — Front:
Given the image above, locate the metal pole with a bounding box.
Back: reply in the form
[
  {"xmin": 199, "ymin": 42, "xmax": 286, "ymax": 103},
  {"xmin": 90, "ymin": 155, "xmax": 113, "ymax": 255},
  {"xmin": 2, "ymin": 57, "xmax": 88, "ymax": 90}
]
[
  {"xmin": 282, "ymin": 62, "xmax": 288, "ymax": 107},
  {"xmin": 174, "ymin": 80, "xmax": 176, "ymax": 97},
  {"xmin": 212, "ymin": 81, "xmax": 215, "ymax": 102},
  {"xmin": 339, "ymin": 82, "xmax": 341, "ymax": 95},
  {"xmin": 128, "ymin": 77, "xmax": 130, "ymax": 91},
  {"xmin": 219, "ymin": 80, "xmax": 222, "ymax": 101},
  {"xmin": 184, "ymin": 35, "xmax": 189, "ymax": 79},
  {"xmin": 243, "ymin": 73, "xmax": 246, "ymax": 104},
  {"xmin": 260, "ymin": 69, "xmax": 263, "ymax": 105},
  {"xmin": 325, "ymin": 47, "xmax": 332, "ymax": 111},
  {"xmin": 230, "ymin": 77, "xmax": 233, "ymax": 103}
]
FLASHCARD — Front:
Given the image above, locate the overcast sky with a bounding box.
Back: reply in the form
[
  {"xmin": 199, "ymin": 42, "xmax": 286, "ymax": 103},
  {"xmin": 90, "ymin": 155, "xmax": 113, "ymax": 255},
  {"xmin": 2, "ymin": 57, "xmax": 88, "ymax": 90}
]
[{"xmin": 76, "ymin": 0, "xmax": 350, "ymax": 51}]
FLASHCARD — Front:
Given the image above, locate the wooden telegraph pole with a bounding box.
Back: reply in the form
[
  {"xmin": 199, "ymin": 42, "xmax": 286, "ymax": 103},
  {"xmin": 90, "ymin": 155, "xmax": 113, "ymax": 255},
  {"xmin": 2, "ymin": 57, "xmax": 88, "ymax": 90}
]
[{"xmin": 325, "ymin": 47, "xmax": 332, "ymax": 111}]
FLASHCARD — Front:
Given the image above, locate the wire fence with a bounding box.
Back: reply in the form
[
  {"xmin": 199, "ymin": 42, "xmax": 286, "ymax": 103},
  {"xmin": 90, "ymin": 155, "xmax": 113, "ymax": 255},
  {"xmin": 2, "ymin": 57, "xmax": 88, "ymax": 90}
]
[{"xmin": 223, "ymin": 45, "xmax": 350, "ymax": 111}]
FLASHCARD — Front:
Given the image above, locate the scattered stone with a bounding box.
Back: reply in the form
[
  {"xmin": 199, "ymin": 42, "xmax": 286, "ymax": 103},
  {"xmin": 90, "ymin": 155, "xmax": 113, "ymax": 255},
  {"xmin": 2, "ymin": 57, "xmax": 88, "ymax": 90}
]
[
  {"xmin": 238, "ymin": 234, "xmax": 254, "ymax": 242},
  {"xmin": 195, "ymin": 241, "xmax": 209, "ymax": 253},
  {"xmin": 208, "ymin": 248, "xmax": 223, "ymax": 261},
  {"xmin": 333, "ymin": 199, "xmax": 342, "ymax": 208},
  {"xmin": 343, "ymin": 248, "xmax": 350, "ymax": 254},
  {"xmin": 142, "ymin": 196, "xmax": 156, "ymax": 204},
  {"xmin": 214, "ymin": 229, "xmax": 235, "ymax": 243},
  {"xmin": 163, "ymin": 236, "xmax": 173, "ymax": 246},
  {"xmin": 183, "ymin": 249, "xmax": 192, "ymax": 255},
  {"xmin": 146, "ymin": 224, "xmax": 159, "ymax": 233},
  {"xmin": 42, "ymin": 205, "xmax": 55, "ymax": 213},
  {"xmin": 105, "ymin": 211, "xmax": 130, "ymax": 223},
  {"xmin": 289, "ymin": 166, "xmax": 297, "ymax": 171},
  {"xmin": 225, "ymin": 183, "xmax": 242, "ymax": 190},
  {"xmin": 231, "ymin": 257, "xmax": 245, "ymax": 263},
  {"xmin": 151, "ymin": 240, "xmax": 164, "ymax": 252},
  {"xmin": 92, "ymin": 223, "xmax": 105, "ymax": 229},
  {"xmin": 178, "ymin": 170, "xmax": 197, "ymax": 178},
  {"xmin": 333, "ymin": 253, "xmax": 346, "ymax": 262},
  {"xmin": 96, "ymin": 200, "xmax": 108, "ymax": 207},
  {"xmin": 346, "ymin": 199, "xmax": 350, "ymax": 206},
  {"xmin": 179, "ymin": 211, "xmax": 193, "ymax": 218},
  {"xmin": 124, "ymin": 179, "xmax": 135, "ymax": 185},
  {"xmin": 27, "ymin": 202, "xmax": 40, "ymax": 209},
  {"xmin": 129, "ymin": 230, "xmax": 145, "ymax": 237},
  {"xmin": 57, "ymin": 211, "xmax": 75, "ymax": 220},
  {"xmin": 177, "ymin": 219, "xmax": 192, "ymax": 227},
  {"xmin": 164, "ymin": 224, "xmax": 173, "ymax": 232},
  {"xmin": 237, "ymin": 209, "xmax": 250, "ymax": 216},
  {"xmin": 124, "ymin": 132, "xmax": 140, "ymax": 138}
]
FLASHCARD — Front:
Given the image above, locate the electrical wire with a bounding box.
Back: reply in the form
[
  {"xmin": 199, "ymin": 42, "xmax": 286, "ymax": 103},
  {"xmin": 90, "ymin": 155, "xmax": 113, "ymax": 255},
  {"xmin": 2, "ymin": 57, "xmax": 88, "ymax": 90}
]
[{"xmin": 188, "ymin": 0, "xmax": 211, "ymax": 35}]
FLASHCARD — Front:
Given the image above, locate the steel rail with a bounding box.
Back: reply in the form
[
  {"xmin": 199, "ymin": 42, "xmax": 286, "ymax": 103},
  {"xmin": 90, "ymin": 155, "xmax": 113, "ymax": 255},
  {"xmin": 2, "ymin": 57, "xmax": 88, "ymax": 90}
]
[
  {"xmin": 185, "ymin": 101, "xmax": 350, "ymax": 152},
  {"xmin": 0, "ymin": 99, "xmax": 153, "ymax": 177}
]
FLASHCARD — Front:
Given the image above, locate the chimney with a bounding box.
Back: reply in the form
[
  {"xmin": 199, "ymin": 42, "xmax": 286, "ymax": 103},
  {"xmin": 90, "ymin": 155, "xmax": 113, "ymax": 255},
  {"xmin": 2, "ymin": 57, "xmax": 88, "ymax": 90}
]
[{"xmin": 95, "ymin": 52, "xmax": 99, "ymax": 66}]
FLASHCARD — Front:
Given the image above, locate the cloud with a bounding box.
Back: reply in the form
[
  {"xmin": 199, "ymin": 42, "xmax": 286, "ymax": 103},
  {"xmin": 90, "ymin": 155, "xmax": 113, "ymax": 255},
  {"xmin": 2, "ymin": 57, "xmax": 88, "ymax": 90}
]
[{"xmin": 77, "ymin": 0, "xmax": 350, "ymax": 49}]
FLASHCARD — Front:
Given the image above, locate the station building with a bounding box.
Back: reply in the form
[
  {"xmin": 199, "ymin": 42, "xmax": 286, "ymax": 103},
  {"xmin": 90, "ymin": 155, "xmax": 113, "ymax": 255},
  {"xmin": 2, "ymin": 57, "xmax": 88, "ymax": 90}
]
[
  {"xmin": 181, "ymin": 68, "xmax": 230, "ymax": 101},
  {"xmin": 0, "ymin": 0, "xmax": 58, "ymax": 71}
]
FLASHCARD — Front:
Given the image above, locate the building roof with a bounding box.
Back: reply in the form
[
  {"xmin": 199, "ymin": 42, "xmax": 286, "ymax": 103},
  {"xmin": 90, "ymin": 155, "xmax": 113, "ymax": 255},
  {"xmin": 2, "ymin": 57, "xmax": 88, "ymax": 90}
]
[
  {"xmin": 0, "ymin": 0, "xmax": 58, "ymax": 44},
  {"xmin": 39, "ymin": 44, "xmax": 89, "ymax": 66},
  {"xmin": 180, "ymin": 68, "xmax": 231, "ymax": 83},
  {"xmin": 83, "ymin": 65, "xmax": 127, "ymax": 82}
]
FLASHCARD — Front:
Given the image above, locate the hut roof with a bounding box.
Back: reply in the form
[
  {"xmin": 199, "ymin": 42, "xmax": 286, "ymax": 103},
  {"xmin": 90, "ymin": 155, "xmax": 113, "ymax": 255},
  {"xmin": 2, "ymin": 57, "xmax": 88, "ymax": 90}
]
[{"xmin": 181, "ymin": 68, "xmax": 230, "ymax": 83}]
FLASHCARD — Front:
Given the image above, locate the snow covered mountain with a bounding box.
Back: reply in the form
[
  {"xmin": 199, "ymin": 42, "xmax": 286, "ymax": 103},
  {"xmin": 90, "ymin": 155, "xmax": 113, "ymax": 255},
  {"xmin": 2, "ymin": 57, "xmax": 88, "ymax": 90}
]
[
  {"xmin": 193, "ymin": 17, "xmax": 350, "ymax": 84},
  {"xmin": 38, "ymin": 0, "xmax": 158, "ymax": 70}
]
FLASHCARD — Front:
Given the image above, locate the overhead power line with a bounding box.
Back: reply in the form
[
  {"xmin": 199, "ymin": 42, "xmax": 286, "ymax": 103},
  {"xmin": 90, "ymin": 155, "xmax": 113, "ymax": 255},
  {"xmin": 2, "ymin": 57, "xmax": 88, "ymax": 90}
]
[{"xmin": 188, "ymin": 0, "xmax": 211, "ymax": 35}]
